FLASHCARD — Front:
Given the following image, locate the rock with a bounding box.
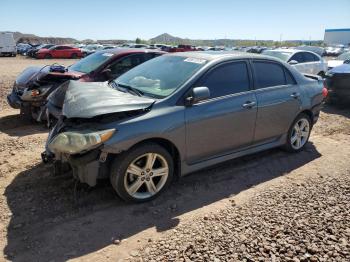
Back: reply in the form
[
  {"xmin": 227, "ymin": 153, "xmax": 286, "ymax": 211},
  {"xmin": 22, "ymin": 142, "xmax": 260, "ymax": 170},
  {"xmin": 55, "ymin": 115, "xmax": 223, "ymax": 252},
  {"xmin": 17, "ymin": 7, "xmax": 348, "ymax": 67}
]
[{"xmin": 113, "ymin": 239, "xmax": 121, "ymax": 245}]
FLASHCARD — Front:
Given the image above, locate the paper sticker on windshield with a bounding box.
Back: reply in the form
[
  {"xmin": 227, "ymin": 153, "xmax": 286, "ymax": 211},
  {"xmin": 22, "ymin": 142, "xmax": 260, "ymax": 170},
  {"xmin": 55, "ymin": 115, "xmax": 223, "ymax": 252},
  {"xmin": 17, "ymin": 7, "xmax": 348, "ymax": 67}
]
[
  {"xmin": 184, "ymin": 58, "xmax": 206, "ymax": 64},
  {"xmin": 102, "ymin": 53, "xmax": 114, "ymax": 57}
]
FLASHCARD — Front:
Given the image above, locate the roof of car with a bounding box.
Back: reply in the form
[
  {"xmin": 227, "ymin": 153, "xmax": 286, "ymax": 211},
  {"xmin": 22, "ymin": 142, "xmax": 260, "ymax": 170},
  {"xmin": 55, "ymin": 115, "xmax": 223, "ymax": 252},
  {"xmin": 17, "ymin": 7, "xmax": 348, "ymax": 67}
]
[
  {"xmin": 265, "ymin": 49, "xmax": 308, "ymax": 54},
  {"xmin": 167, "ymin": 51, "xmax": 284, "ymax": 62},
  {"xmin": 101, "ymin": 48, "xmax": 166, "ymax": 56}
]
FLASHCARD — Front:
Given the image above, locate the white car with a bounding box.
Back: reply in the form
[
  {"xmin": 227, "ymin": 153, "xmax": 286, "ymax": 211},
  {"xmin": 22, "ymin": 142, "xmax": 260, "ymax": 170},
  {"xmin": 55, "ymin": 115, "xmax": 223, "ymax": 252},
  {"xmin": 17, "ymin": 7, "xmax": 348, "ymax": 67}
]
[
  {"xmin": 327, "ymin": 52, "xmax": 350, "ymax": 69},
  {"xmin": 262, "ymin": 49, "xmax": 328, "ymax": 77}
]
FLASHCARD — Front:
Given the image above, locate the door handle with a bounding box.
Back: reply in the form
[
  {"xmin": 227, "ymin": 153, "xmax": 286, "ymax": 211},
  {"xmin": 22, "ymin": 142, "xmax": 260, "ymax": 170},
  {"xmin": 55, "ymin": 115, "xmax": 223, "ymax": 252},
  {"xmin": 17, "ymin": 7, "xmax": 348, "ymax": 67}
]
[
  {"xmin": 290, "ymin": 92, "xmax": 300, "ymax": 99},
  {"xmin": 242, "ymin": 101, "xmax": 256, "ymax": 109}
]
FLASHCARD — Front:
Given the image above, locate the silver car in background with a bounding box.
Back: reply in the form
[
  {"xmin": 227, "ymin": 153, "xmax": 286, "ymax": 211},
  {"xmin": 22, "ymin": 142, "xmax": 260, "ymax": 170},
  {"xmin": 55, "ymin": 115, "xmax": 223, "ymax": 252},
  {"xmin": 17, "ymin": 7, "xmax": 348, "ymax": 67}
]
[{"xmin": 263, "ymin": 49, "xmax": 328, "ymax": 77}]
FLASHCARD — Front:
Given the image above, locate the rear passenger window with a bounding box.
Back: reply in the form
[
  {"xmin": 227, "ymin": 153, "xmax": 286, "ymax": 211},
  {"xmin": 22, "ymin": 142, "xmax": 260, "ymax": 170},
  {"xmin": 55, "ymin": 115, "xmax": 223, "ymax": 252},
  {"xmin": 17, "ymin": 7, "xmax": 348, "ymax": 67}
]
[
  {"xmin": 303, "ymin": 52, "xmax": 316, "ymax": 62},
  {"xmin": 253, "ymin": 61, "xmax": 286, "ymax": 88},
  {"xmin": 199, "ymin": 62, "xmax": 250, "ymax": 98}
]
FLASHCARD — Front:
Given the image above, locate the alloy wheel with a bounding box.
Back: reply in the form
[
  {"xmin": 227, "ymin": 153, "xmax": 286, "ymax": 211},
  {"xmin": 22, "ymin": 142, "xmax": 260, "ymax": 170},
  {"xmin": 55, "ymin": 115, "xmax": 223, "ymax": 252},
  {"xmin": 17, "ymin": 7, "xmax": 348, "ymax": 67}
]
[
  {"xmin": 290, "ymin": 118, "xmax": 310, "ymax": 150},
  {"xmin": 124, "ymin": 153, "xmax": 169, "ymax": 199}
]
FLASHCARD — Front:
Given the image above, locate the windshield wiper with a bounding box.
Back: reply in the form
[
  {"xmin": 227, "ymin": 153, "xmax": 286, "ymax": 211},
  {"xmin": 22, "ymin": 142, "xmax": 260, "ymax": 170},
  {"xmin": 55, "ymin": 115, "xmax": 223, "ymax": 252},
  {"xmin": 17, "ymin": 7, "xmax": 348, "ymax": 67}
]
[{"xmin": 113, "ymin": 82, "xmax": 144, "ymax": 97}]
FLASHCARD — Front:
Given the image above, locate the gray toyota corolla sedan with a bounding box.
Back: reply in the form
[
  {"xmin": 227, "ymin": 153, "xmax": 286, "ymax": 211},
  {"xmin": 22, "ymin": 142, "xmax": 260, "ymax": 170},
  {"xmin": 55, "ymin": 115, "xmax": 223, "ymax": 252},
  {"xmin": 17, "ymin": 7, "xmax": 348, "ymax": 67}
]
[{"xmin": 44, "ymin": 51, "xmax": 326, "ymax": 202}]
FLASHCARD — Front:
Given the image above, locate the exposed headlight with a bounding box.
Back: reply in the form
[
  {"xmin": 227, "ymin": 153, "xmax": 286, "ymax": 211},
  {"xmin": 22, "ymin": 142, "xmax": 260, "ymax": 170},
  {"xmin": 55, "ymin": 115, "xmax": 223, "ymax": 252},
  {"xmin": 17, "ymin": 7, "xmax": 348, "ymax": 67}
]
[{"xmin": 48, "ymin": 129, "xmax": 115, "ymax": 154}]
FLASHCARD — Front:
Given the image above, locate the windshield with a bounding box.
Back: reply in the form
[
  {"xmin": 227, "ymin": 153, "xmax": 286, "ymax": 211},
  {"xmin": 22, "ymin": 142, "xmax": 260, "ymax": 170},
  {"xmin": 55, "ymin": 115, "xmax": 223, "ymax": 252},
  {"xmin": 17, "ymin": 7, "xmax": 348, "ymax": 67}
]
[
  {"xmin": 69, "ymin": 52, "xmax": 114, "ymax": 73},
  {"xmin": 114, "ymin": 55, "xmax": 207, "ymax": 98},
  {"xmin": 262, "ymin": 50, "xmax": 291, "ymax": 62},
  {"xmin": 337, "ymin": 52, "xmax": 350, "ymax": 61}
]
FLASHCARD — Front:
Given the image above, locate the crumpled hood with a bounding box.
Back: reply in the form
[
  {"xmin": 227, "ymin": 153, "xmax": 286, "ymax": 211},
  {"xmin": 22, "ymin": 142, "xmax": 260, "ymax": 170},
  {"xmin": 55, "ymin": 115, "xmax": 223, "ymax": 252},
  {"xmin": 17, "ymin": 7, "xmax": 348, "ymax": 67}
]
[
  {"xmin": 62, "ymin": 81, "xmax": 155, "ymax": 118},
  {"xmin": 15, "ymin": 66, "xmax": 46, "ymax": 88},
  {"xmin": 327, "ymin": 60, "xmax": 343, "ymax": 69},
  {"xmin": 15, "ymin": 66, "xmax": 84, "ymax": 89}
]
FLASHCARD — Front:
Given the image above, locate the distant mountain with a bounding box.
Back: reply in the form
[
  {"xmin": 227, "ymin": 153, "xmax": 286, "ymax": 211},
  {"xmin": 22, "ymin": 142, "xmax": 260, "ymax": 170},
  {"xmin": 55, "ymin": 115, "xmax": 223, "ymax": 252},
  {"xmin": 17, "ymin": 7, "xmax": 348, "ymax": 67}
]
[
  {"xmin": 2, "ymin": 31, "xmax": 77, "ymax": 45},
  {"xmin": 149, "ymin": 33, "xmax": 323, "ymax": 47},
  {"xmin": 149, "ymin": 33, "xmax": 259, "ymax": 47},
  {"xmin": 149, "ymin": 33, "xmax": 188, "ymax": 45}
]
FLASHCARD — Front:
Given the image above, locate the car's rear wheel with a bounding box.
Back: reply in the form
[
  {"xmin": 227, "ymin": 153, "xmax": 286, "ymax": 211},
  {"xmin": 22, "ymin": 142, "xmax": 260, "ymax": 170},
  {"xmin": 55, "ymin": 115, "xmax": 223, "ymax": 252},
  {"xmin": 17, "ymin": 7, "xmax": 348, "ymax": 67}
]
[
  {"xmin": 284, "ymin": 113, "xmax": 312, "ymax": 152},
  {"xmin": 71, "ymin": 53, "xmax": 78, "ymax": 59},
  {"xmin": 110, "ymin": 143, "xmax": 174, "ymax": 203},
  {"xmin": 45, "ymin": 54, "xmax": 52, "ymax": 59}
]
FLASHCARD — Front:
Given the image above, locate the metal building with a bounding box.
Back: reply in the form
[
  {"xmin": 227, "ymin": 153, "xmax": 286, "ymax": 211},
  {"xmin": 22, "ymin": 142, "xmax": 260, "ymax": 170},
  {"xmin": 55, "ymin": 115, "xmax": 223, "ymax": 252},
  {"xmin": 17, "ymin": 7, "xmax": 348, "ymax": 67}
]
[{"xmin": 324, "ymin": 28, "xmax": 350, "ymax": 46}]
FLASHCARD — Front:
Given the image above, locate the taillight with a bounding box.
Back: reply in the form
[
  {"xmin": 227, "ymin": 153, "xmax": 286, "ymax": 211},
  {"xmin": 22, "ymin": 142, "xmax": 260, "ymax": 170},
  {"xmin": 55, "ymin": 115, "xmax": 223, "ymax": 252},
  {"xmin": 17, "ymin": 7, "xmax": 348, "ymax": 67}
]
[{"xmin": 322, "ymin": 81, "xmax": 328, "ymax": 98}]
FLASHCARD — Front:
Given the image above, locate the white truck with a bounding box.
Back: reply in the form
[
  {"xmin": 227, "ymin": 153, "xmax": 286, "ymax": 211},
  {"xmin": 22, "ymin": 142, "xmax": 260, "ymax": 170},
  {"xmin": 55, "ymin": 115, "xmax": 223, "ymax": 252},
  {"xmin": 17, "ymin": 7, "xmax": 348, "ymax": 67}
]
[{"xmin": 0, "ymin": 32, "xmax": 16, "ymax": 57}]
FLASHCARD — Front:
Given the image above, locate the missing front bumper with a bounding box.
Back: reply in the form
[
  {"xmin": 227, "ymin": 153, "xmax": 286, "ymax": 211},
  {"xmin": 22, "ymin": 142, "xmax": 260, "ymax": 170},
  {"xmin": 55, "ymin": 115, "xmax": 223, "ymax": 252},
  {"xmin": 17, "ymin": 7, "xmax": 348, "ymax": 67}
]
[{"xmin": 46, "ymin": 150, "xmax": 110, "ymax": 187}]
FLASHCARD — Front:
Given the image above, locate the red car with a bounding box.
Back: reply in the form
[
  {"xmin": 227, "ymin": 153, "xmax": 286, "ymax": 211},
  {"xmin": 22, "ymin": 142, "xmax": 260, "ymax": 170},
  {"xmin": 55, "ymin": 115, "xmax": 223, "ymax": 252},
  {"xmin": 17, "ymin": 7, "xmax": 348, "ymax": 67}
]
[
  {"xmin": 36, "ymin": 45, "xmax": 83, "ymax": 59},
  {"xmin": 169, "ymin": 45, "xmax": 199, "ymax": 52}
]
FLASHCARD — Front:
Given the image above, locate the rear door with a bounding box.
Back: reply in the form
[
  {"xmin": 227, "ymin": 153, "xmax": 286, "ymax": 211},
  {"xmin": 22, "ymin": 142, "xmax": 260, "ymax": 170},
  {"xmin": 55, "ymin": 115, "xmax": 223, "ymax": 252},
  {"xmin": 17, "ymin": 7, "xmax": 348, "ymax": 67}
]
[
  {"xmin": 61, "ymin": 46, "xmax": 73, "ymax": 58},
  {"xmin": 185, "ymin": 60, "xmax": 257, "ymax": 164},
  {"xmin": 303, "ymin": 52, "xmax": 322, "ymax": 75},
  {"xmin": 51, "ymin": 46, "xmax": 64, "ymax": 58},
  {"xmin": 252, "ymin": 60, "xmax": 301, "ymax": 144}
]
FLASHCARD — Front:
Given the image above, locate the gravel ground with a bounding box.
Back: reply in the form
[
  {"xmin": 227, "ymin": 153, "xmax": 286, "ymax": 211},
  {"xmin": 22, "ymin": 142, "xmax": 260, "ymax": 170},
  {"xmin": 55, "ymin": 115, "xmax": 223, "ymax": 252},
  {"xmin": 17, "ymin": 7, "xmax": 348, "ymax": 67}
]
[{"xmin": 135, "ymin": 171, "xmax": 350, "ymax": 262}]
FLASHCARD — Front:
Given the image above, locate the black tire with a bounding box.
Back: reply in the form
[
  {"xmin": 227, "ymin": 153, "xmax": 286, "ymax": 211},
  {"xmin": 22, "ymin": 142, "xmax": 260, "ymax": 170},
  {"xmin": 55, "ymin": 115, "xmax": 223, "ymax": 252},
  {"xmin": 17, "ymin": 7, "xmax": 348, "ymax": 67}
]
[
  {"xmin": 19, "ymin": 105, "xmax": 34, "ymax": 122},
  {"xmin": 45, "ymin": 54, "xmax": 52, "ymax": 59},
  {"xmin": 110, "ymin": 143, "xmax": 174, "ymax": 203},
  {"xmin": 71, "ymin": 53, "xmax": 78, "ymax": 59},
  {"xmin": 284, "ymin": 113, "xmax": 312, "ymax": 153}
]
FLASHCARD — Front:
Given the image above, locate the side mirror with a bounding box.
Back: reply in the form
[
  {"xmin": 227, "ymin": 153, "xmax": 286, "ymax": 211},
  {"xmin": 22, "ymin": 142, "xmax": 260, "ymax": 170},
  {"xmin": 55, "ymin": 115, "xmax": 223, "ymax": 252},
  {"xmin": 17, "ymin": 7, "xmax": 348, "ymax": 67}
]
[
  {"xmin": 185, "ymin": 86, "xmax": 210, "ymax": 105},
  {"xmin": 101, "ymin": 68, "xmax": 112, "ymax": 79},
  {"xmin": 288, "ymin": 60, "xmax": 298, "ymax": 65}
]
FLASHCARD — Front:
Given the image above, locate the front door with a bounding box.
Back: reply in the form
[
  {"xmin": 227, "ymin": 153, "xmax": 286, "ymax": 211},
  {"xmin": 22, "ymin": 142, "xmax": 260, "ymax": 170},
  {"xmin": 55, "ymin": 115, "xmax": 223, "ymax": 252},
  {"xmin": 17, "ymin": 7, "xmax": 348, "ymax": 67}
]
[{"xmin": 185, "ymin": 61, "xmax": 257, "ymax": 164}]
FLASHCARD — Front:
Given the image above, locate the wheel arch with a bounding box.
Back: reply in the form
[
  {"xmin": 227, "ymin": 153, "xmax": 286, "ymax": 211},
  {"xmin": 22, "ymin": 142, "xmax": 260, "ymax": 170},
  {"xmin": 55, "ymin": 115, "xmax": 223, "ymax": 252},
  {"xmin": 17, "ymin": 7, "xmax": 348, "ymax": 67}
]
[
  {"xmin": 297, "ymin": 109, "xmax": 314, "ymax": 126},
  {"xmin": 113, "ymin": 137, "xmax": 182, "ymax": 179}
]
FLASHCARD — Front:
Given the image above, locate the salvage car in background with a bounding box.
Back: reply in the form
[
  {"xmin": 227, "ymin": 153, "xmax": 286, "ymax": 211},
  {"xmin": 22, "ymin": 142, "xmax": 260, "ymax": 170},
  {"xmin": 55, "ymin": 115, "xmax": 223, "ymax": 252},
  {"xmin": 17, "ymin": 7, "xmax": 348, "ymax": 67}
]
[
  {"xmin": 295, "ymin": 46, "xmax": 326, "ymax": 57},
  {"xmin": 17, "ymin": 43, "xmax": 33, "ymax": 55},
  {"xmin": 325, "ymin": 63, "xmax": 350, "ymax": 105},
  {"xmin": 325, "ymin": 46, "xmax": 344, "ymax": 56},
  {"xmin": 36, "ymin": 45, "xmax": 83, "ymax": 59},
  {"xmin": 7, "ymin": 48, "xmax": 164, "ymax": 122},
  {"xmin": 81, "ymin": 44, "xmax": 104, "ymax": 56},
  {"xmin": 327, "ymin": 51, "xmax": 350, "ymax": 69},
  {"xmin": 43, "ymin": 51, "xmax": 326, "ymax": 203},
  {"xmin": 27, "ymin": 44, "xmax": 55, "ymax": 58},
  {"xmin": 263, "ymin": 49, "xmax": 327, "ymax": 76}
]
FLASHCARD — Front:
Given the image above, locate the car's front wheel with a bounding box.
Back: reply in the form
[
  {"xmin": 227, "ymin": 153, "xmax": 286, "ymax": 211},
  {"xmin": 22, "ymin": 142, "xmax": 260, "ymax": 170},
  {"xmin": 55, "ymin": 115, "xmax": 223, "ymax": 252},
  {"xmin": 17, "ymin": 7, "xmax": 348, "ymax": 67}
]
[
  {"xmin": 110, "ymin": 143, "xmax": 174, "ymax": 202},
  {"xmin": 284, "ymin": 113, "xmax": 312, "ymax": 152}
]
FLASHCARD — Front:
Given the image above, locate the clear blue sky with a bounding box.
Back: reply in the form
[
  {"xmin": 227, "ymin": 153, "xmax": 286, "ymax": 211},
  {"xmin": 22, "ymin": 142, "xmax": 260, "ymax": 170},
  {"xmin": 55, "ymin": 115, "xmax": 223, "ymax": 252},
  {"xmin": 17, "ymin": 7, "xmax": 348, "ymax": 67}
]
[{"xmin": 1, "ymin": 0, "xmax": 349, "ymax": 41}]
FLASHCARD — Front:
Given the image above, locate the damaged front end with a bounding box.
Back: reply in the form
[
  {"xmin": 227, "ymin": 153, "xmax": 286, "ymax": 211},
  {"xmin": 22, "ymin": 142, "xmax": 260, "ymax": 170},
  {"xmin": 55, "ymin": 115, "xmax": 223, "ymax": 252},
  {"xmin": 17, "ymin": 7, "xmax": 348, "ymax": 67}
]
[
  {"xmin": 42, "ymin": 82, "xmax": 156, "ymax": 186},
  {"xmin": 7, "ymin": 65, "xmax": 83, "ymax": 121},
  {"xmin": 43, "ymin": 108, "xmax": 152, "ymax": 186}
]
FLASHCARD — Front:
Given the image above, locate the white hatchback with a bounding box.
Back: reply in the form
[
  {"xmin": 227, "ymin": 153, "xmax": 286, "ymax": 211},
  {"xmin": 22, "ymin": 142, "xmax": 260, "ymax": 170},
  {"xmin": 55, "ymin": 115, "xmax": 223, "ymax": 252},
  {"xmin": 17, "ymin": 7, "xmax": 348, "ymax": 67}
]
[{"xmin": 263, "ymin": 49, "xmax": 328, "ymax": 77}]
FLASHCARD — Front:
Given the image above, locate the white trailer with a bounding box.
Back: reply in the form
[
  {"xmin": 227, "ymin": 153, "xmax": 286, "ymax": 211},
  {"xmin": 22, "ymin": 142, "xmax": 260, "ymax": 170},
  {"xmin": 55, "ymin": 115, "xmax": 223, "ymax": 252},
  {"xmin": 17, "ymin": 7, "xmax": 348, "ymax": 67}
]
[{"xmin": 0, "ymin": 32, "xmax": 16, "ymax": 57}]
